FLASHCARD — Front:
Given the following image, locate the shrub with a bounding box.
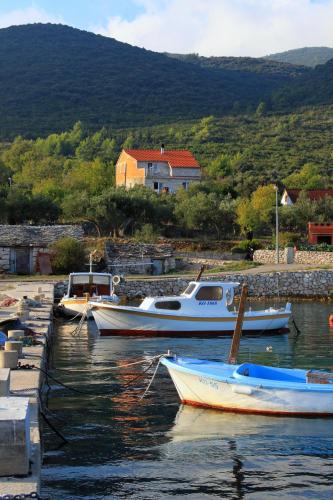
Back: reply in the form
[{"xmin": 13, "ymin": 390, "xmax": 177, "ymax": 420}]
[
  {"xmin": 298, "ymin": 243, "xmax": 333, "ymax": 252},
  {"xmin": 272, "ymin": 232, "xmax": 301, "ymax": 247},
  {"xmin": 231, "ymin": 239, "xmax": 263, "ymax": 254},
  {"xmin": 134, "ymin": 224, "xmax": 158, "ymax": 244},
  {"xmin": 50, "ymin": 237, "xmax": 86, "ymax": 273}
]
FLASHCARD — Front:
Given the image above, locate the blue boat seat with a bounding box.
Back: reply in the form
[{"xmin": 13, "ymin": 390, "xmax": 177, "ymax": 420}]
[{"xmin": 235, "ymin": 363, "xmax": 305, "ymax": 382}]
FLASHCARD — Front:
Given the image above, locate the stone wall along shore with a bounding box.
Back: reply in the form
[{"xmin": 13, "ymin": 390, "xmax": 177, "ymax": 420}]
[{"xmin": 55, "ymin": 270, "xmax": 333, "ymax": 299}]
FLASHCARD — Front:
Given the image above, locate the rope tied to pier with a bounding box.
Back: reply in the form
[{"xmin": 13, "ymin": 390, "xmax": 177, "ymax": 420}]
[{"xmin": 69, "ymin": 306, "xmax": 90, "ymax": 337}]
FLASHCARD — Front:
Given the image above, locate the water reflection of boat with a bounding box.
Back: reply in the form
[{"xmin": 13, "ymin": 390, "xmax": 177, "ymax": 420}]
[
  {"xmin": 90, "ymin": 281, "xmax": 291, "ymax": 336},
  {"xmin": 168, "ymin": 405, "xmax": 333, "ymax": 443}
]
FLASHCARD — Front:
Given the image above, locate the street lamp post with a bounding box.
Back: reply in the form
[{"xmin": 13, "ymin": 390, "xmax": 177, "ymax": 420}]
[{"xmin": 274, "ymin": 185, "xmax": 279, "ymax": 264}]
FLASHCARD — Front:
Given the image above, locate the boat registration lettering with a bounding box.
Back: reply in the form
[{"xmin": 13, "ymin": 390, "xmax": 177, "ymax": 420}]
[
  {"xmin": 198, "ymin": 301, "xmax": 218, "ymax": 306},
  {"xmin": 198, "ymin": 376, "xmax": 219, "ymax": 390}
]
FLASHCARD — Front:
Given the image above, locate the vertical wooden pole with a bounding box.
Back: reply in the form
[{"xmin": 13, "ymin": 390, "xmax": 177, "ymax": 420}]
[
  {"xmin": 195, "ymin": 265, "xmax": 205, "ymax": 282},
  {"xmin": 228, "ymin": 284, "xmax": 248, "ymax": 364}
]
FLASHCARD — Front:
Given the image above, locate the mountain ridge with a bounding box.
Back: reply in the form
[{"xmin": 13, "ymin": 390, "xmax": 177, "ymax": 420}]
[
  {"xmin": 264, "ymin": 46, "xmax": 333, "ymax": 67},
  {"xmin": 0, "ymin": 23, "xmax": 332, "ymax": 139}
]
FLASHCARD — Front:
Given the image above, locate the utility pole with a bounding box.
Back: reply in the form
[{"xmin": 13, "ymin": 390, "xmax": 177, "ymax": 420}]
[{"xmin": 274, "ymin": 185, "xmax": 279, "ymax": 264}]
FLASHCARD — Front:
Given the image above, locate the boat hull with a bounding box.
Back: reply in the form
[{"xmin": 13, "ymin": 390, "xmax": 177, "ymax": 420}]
[
  {"xmin": 91, "ymin": 304, "xmax": 291, "ymax": 337},
  {"xmin": 99, "ymin": 327, "xmax": 289, "ymax": 336},
  {"xmin": 162, "ymin": 359, "xmax": 333, "ymax": 416},
  {"xmin": 58, "ymin": 298, "xmax": 92, "ymax": 318}
]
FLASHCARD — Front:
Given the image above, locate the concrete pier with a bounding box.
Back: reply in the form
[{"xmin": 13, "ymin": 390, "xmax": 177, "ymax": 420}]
[{"xmin": 0, "ymin": 281, "xmax": 54, "ymax": 496}]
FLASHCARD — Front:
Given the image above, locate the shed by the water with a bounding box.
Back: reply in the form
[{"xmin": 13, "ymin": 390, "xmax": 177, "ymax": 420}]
[{"xmin": 0, "ymin": 225, "xmax": 84, "ymax": 274}]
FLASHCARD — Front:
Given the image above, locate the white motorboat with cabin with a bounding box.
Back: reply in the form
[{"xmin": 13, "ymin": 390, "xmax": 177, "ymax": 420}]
[
  {"xmin": 59, "ymin": 271, "xmax": 119, "ymax": 318},
  {"xmin": 89, "ymin": 280, "xmax": 291, "ymax": 336}
]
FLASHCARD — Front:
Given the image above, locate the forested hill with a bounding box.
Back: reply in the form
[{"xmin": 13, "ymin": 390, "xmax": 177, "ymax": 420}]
[
  {"xmin": 165, "ymin": 53, "xmax": 308, "ymax": 78},
  {"xmin": 273, "ymin": 58, "xmax": 333, "ymax": 108},
  {"xmin": 0, "ymin": 23, "xmax": 307, "ymax": 139},
  {"xmin": 265, "ymin": 47, "xmax": 333, "ymax": 67},
  {"xmin": 1, "ymin": 24, "xmax": 333, "ymax": 140}
]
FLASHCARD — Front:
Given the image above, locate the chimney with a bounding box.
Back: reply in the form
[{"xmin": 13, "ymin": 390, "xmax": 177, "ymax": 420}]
[{"xmin": 161, "ymin": 143, "xmax": 165, "ymax": 155}]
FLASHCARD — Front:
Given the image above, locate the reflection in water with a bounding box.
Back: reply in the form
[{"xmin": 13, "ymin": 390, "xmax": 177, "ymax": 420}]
[
  {"xmin": 42, "ymin": 302, "xmax": 333, "ymax": 499},
  {"xmin": 168, "ymin": 405, "xmax": 333, "ymax": 443}
]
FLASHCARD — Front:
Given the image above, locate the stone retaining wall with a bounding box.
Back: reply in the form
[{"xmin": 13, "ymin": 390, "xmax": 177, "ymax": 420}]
[
  {"xmin": 295, "ymin": 251, "xmax": 333, "ymax": 265},
  {"xmin": 254, "ymin": 249, "xmax": 333, "ymax": 265},
  {"xmin": 55, "ymin": 270, "xmax": 333, "ymax": 299}
]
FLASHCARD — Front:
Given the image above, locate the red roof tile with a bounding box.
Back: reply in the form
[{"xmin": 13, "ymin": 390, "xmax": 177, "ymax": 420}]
[
  {"xmin": 124, "ymin": 149, "xmax": 200, "ymax": 168},
  {"xmin": 286, "ymin": 189, "xmax": 333, "ymax": 203}
]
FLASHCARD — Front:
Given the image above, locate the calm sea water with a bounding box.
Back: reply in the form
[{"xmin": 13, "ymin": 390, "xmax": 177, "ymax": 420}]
[{"xmin": 42, "ymin": 301, "xmax": 333, "ymax": 499}]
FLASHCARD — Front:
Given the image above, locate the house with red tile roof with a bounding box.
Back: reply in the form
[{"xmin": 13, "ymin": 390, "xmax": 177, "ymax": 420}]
[
  {"xmin": 281, "ymin": 188, "xmax": 333, "ymax": 206},
  {"xmin": 115, "ymin": 145, "xmax": 201, "ymax": 193}
]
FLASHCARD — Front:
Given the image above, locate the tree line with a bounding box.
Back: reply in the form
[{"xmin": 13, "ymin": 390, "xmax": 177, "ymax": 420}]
[{"xmin": 0, "ymin": 111, "xmax": 332, "ymax": 243}]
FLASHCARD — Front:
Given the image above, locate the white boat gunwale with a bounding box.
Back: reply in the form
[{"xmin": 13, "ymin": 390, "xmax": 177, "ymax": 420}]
[
  {"xmin": 162, "ymin": 356, "xmax": 333, "ymax": 393},
  {"xmin": 88, "ymin": 301, "xmax": 290, "ymax": 322}
]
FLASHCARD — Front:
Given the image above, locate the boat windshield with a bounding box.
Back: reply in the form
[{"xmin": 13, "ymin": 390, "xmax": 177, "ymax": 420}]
[
  {"xmin": 195, "ymin": 286, "xmax": 223, "ymax": 301},
  {"xmin": 183, "ymin": 283, "xmax": 197, "ymax": 296},
  {"xmin": 70, "ymin": 274, "xmax": 111, "ymax": 296}
]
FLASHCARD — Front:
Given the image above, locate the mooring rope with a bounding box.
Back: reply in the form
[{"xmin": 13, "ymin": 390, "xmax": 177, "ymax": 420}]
[
  {"xmin": 139, "ymin": 359, "xmax": 162, "ymax": 400},
  {"xmin": 69, "ymin": 306, "xmax": 90, "ymax": 337}
]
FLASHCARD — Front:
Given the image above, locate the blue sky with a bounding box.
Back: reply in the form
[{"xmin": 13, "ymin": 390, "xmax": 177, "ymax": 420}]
[
  {"xmin": 0, "ymin": 0, "xmax": 145, "ymax": 28},
  {"xmin": 0, "ymin": 1, "xmax": 332, "ymax": 56}
]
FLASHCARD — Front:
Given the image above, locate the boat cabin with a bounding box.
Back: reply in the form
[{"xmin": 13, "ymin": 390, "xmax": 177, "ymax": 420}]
[
  {"xmin": 66, "ymin": 273, "xmax": 113, "ymax": 299},
  {"xmin": 139, "ymin": 281, "xmax": 239, "ymax": 314}
]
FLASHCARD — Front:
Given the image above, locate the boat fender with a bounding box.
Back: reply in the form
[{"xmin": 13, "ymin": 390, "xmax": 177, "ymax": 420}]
[
  {"xmin": 225, "ymin": 288, "xmax": 234, "ymax": 306},
  {"xmin": 232, "ymin": 385, "xmax": 253, "ymax": 395},
  {"xmin": 329, "ymin": 314, "xmax": 333, "ymax": 328},
  {"xmin": 112, "ymin": 275, "xmax": 121, "ymax": 286}
]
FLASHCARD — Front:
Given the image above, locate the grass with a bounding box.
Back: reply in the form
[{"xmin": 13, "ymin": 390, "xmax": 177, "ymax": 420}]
[
  {"xmin": 162, "ymin": 261, "xmax": 261, "ymax": 277},
  {"xmin": 205, "ymin": 262, "xmax": 261, "ymax": 273},
  {"xmin": 0, "ymin": 274, "xmax": 68, "ymax": 281}
]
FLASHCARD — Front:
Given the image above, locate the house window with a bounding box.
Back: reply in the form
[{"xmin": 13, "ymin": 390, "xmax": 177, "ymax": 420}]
[
  {"xmin": 154, "ymin": 181, "xmax": 162, "ymax": 192},
  {"xmin": 148, "ymin": 162, "xmax": 153, "ymax": 174},
  {"xmin": 182, "ymin": 181, "xmax": 189, "ymax": 190}
]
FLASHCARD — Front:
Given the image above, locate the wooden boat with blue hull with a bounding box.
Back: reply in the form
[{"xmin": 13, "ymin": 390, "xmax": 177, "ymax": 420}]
[
  {"xmin": 89, "ymin": 281, "xmax": 292, "ymax": 336},
  {"xmin": 161, "ymin": 355, "xmax": 333, "ymax": 416}
]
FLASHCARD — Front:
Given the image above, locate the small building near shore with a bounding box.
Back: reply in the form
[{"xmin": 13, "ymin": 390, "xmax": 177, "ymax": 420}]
[
  {"xmin": 105, "ymin": 241, "xmax": 175, "ymax": 275},
  {"xmin": 308, "ymin": 223, "xmax": 333, "ymax": 245},
  {"xmin": 0, "ymin": 225, "xmax": 84, "ymax": 274}
]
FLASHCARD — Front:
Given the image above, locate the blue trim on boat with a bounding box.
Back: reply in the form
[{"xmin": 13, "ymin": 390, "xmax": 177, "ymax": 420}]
[{"xmin": 161, "ymin": 356, "xmax": 333, "ymax": 393}]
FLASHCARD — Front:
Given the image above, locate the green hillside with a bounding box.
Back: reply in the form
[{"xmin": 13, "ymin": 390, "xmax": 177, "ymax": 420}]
[
  {"xmin": 265, "ymin": 47, "xmax": 333, "ymax": 67},
  {"xmin": 166, "ymin": 53, "xmax": 308, "ymax": 78},
  {"xmin": 0, "ymin": 24, "xmax": 333, "ymax": 140},
  {"xmin": 0, "ymin": 23, "xmax": 290, "ymax": 139},
  {"xmin": 273, "ymin": 58, "xmax": 333, "ymax": 108},
  {"xmin": 0, "ymin": 24, "xmax": 290, "ymax": 138}
]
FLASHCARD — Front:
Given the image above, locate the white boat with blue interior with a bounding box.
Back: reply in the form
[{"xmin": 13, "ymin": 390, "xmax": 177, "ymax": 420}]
[{"xmin": 161, "ymin": 355, "xmax": 333, "ymax": 416}]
